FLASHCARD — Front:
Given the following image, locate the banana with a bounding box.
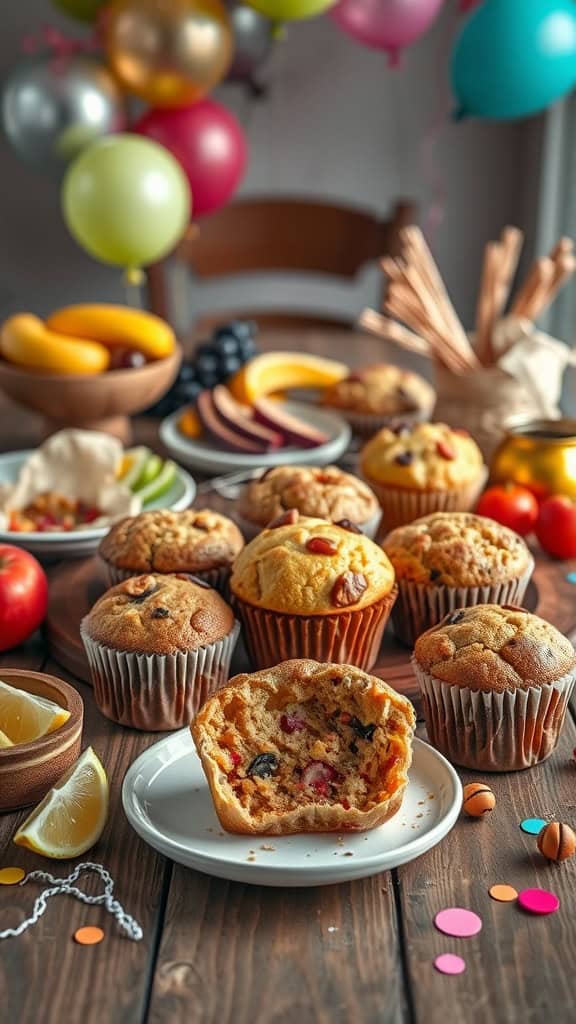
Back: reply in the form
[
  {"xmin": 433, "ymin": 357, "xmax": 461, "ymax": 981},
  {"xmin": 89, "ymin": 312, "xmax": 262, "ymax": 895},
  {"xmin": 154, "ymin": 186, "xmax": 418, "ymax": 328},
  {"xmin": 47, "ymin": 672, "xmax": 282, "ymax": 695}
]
[
  {"xmin": 47, "ymin": 304, "xmax": 176, "ymax": 361},
  {"xmin": 0, "ymin": 314, "xmax": 110, "ymax": 375}
]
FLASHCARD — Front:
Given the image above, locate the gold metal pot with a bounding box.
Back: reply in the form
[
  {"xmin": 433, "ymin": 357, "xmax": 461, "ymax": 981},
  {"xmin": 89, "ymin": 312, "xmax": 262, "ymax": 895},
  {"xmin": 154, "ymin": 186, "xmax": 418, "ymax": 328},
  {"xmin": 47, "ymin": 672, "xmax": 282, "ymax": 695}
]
[{"xmin": 490, "ymin": 417, "xmax": 576, "ymax": 500}]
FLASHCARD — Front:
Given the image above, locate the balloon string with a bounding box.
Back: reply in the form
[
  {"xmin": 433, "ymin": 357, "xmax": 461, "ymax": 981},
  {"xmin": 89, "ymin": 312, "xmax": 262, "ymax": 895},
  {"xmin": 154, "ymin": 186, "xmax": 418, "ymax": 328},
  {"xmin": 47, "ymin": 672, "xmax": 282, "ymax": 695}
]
[{"xmin": 22, "ymin": 24, "xmax": 100, "ymax": 59}]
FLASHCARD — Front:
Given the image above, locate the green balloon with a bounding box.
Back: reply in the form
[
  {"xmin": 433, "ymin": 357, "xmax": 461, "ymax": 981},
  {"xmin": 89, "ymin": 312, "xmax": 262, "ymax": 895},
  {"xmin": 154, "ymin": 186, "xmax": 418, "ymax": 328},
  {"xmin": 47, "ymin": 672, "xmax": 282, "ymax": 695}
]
[
  {"xmin": 62, "ymin": 134, "xmax": 191, "ymax": 269},
  {"xmin": 246, "ymin": 0, "xmax": 336, "ymax": 20},
  {"xmin": 53, "ymin": 0, "xmax": 107, "ymax": 22}
]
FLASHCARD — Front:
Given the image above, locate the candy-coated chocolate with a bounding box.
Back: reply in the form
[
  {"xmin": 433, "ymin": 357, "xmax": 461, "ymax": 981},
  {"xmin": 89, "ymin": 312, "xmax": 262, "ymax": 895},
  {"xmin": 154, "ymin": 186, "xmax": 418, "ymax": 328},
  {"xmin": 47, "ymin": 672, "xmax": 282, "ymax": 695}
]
[
  {"xmin": 462, "ymin": 782, "xmax": 496, "ymax": 817},
  {"xmin": 537, "ymin": 822, "xmax": 576, "ymax": 862}
]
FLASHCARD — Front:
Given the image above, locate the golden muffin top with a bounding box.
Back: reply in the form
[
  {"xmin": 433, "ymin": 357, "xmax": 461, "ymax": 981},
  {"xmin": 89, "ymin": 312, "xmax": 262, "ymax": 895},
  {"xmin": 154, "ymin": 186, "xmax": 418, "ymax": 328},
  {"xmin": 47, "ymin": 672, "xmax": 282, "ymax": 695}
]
[
  {"xmin": 230, "ymin": 513, "xmax": 395, "ymax": 615},
  {"xmin": 322, "ymin": 363, "xmax": 435, "ymax": 416},
  {"xmin": 360, "ymin": 422, "xmax": 485, "ymax": 489},
  {"xmin": 238, "ymin": 464, "xmax": 379, "ymax": 528},
  {"xmin": 382, "ymin": 512, "xmax": 533, "ymax": 587},
  {"xmin": 413, "ymin": 604, "xmax": 576, "ymax": 693}
]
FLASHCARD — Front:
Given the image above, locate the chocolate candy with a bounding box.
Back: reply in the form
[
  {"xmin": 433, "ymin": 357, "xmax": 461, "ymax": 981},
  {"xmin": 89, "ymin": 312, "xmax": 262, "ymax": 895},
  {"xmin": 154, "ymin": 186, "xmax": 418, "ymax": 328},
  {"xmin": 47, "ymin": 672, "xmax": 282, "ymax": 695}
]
[
  {"xmin": 537, "ymin": 822, "xmax": 576, "ymax": 862},
  {"xmin": 462, "ymin": 782, "xmax": 496, "ymax": 817}
]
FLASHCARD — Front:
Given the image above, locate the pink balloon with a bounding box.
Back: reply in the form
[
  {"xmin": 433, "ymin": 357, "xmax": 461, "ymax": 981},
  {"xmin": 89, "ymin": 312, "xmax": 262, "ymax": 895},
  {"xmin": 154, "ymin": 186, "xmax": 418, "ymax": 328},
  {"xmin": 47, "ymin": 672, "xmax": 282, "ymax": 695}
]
[
  {"xmin": 330, "ymin": 0, "xmax": 445, "ymax": 66},
  {"xmin": 134, "ymin": 100, "xmax": 248, "ymax": 218}
]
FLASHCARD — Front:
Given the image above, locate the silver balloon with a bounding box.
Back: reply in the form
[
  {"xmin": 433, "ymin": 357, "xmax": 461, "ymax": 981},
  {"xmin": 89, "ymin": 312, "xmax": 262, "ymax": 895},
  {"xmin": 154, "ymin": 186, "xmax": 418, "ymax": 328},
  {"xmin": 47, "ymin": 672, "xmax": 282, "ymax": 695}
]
[
  {"xmin": 227, "ymin": 2, "xmax": 274, "ymax": 82},
  {"xmin": 1, "ymin": 55, "xmax": 126, "ymax": 176}
]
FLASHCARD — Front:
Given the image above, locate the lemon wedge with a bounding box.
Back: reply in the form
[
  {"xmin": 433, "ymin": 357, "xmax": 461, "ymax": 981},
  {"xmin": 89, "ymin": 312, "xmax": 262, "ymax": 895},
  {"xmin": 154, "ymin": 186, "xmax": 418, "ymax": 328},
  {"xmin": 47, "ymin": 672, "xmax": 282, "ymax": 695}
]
[
  {"xmin": 13, "ymin": 747, "xmax": 109, "ymax": 859},
  {"xmin": 0, "ymin": 727, "xmax": 14, "ymax": 749},
  {"xmin": 0, "ymin": 680, "xmax": 70, "ymax": 745}
]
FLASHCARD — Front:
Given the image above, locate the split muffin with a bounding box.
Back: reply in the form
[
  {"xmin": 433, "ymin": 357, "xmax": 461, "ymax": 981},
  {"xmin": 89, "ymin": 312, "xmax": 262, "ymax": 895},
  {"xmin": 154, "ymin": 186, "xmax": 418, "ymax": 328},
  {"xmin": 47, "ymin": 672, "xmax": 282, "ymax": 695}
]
[
  {"xmin": 229, "ymin": 511, "xmax": 397, "ymax": 671},
  {"xmin": 412, "ymin": 604, "xmax": 576, "ymax": 771},
  {"xmin": 322, "ymin": 363, "xmax": 436, "ymax": 438},
  {"xmin": 237, "ymin": 464, "xmax": 381, "ymax": 539},
  {"xmin": 99, "ymin": 508, "xmax": 244, "ymax": 595},
  {"xmin": 192, "ymin": 658, "xmax": 415, "ymax": 834},
  {"xmin": 382, "ymin": 512, "xmax": 534, "ymax": 646},
  {"xmin": 360, "ymin": 421, "xmax": 487, "ymax": 532},
  {"xmin": 81, "ymin": 572, "xmax": 240, "ymax": 730}
]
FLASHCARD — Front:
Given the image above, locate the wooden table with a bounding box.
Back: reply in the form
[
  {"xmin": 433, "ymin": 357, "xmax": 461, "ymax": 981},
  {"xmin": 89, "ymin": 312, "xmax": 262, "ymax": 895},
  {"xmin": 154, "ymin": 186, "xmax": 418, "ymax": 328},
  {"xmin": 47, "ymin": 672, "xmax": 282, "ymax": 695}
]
[{"xmin": 1, "ymin": 329, "xmax": 576, "ymax": 1024}]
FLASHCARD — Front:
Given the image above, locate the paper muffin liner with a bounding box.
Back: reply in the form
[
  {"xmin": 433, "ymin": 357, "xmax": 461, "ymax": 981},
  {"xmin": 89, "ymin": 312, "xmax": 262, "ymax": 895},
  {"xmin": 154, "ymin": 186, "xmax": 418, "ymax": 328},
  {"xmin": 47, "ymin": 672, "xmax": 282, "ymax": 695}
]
[
  {"xmin": 369, "ymin": 468, "xmax": 488, "ymax": 535},
  {"xmin": 81, "ymin": 619, "xmax": 240, "ymax": 731},
  {"xmin": 391, "ymin": 557, "xmax": 535, "ymax": 647},
  {"xmin": 232, "ymin": 586, "xmax": 398, "ymax": 672},
  {"xmin": 339, "ymin": 407, "xmax": 431, "ymax": 440},
  {"xmin": 100, "ymin": 559, "xmax": 231, "ymax": 598},
  {"xmin": 412, "ymin": 659, "xmax": 576, "ymax": 772},
  {"xmin": 234, "ymin": 506, "xmax": 382, "ymax": 542}
]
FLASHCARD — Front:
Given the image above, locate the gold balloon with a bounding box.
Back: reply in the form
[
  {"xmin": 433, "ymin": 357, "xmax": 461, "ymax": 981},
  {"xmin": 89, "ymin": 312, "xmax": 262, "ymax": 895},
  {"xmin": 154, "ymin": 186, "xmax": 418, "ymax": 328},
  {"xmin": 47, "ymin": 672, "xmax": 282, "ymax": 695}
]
[{"xmin": 104, "ymin": 0, "xmax": 233, "ymax": 107}]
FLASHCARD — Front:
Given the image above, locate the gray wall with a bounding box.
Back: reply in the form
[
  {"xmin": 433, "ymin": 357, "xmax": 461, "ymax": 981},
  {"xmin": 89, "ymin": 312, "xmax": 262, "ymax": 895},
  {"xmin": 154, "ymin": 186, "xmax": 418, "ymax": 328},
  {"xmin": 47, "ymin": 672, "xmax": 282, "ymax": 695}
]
[{"xmin": 0, "ymin": 3, "xmax": 539, "ymax": 330}]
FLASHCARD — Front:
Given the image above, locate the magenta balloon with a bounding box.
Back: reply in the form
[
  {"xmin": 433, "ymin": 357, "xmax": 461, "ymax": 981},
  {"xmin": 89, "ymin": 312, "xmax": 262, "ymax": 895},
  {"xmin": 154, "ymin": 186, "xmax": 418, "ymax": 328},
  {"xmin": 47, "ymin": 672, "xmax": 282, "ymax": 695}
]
[
  {"xmin": 330, "ymin": 0, "xmax": 445, "ymax": 64},
  {"xmin": 134, "ymin": 100, "xmax": 247, "ymax": 218}
]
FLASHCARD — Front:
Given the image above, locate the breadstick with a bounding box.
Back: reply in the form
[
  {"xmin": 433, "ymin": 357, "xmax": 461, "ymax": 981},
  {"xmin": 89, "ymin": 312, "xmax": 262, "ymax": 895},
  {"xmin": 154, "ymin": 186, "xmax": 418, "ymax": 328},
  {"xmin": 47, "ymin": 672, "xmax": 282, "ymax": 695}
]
[
  {"xmin": 475, "ymin": 241, "xmax": 500, "ymax": 365},
  {"xmin": 494, "ymin": 226, "xmax": 524, "ymax": 320},
  {"xmin": 358, "ymin": 309, "xmax": 431, "ymax": 357}
]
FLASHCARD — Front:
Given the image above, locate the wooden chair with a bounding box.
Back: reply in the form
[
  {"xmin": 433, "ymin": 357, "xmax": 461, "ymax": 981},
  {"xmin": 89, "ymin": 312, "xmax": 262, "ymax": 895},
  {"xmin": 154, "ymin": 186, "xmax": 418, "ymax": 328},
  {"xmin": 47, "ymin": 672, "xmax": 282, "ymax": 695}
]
[{"xmin": 146, "ymin": 197, "xmax": 416, "ymax": 334}]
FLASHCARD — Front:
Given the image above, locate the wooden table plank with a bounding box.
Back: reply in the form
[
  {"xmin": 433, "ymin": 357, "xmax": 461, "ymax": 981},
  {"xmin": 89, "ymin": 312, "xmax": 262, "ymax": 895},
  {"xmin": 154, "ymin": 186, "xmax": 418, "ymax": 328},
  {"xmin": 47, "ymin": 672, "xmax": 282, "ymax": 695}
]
[
  {"xmin": 0, "ymin": 661, "xmax": 168, "ymax": 1024},
  {"xmin": 148, "ymin": 871, "xmax": 408, "ymax": 1024},
  {"xmin": 397, "ymin": 714, "xmax": 576, "ymax": 1024}
]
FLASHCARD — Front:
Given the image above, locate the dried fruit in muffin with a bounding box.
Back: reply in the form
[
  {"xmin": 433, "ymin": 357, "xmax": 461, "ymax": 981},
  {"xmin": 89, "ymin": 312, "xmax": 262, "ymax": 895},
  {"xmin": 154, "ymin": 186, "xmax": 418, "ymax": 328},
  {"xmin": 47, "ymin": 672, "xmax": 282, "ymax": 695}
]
[
  {"xmin": 360, "ymin": 422, "xmax": 485, "ymax": 490},
  {"xmin": 191, "ymin": 659, "xmax": 415, "ymax": 834},
  {"xmin": 238, "ymin": 464, "xmax": 379, "ymax": 529}
]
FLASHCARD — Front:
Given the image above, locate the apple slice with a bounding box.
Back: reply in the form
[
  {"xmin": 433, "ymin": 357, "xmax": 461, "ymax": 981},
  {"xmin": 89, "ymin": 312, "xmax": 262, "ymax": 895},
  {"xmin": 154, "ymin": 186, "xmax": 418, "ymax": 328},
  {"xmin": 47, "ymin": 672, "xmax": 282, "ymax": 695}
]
[
  {"xmin": 196, "ymin": 390, "xmax": 269, "ymax": 454},
  {"xmin": 253, "ymin": 398, "xmax": 330, "ymax": 449},
  {"xmin": 211, "ymin": 386, "xmax": 282, "ymax": 449}
]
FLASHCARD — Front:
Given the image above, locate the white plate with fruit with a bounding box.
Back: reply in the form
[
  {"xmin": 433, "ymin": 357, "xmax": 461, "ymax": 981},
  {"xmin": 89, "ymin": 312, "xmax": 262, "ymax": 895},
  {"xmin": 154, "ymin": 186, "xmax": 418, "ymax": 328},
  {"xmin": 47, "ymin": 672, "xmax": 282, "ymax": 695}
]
[{"xmin": 0, "ymin": 441, "xmax": 195, "ymax": 559}]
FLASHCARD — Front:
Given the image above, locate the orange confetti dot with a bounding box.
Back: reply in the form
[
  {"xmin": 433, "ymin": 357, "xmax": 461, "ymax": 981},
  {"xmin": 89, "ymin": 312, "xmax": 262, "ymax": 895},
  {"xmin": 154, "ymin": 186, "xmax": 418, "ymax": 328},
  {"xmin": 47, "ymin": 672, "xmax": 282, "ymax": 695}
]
[
  {"xmin": 489, "ymin": 884, "xmax": 518, "ymax": 903},
  {"xmin": 74, "ymin": 926, "xmax": 105, "ymax": 946},
  {"xmin": 0, "ymin": 867, "xmax": 25, "ymax": 885}
]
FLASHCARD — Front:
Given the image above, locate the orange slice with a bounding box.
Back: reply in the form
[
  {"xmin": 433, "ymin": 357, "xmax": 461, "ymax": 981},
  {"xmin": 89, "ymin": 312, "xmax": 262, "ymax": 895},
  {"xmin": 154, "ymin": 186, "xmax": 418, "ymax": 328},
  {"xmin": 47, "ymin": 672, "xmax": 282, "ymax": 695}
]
[
  {"xmin": 178, "ymin": 407, "xmax": 202, "ymax": 439},
  {"xmin": 228, "ymin": 352, "xmax": 348, "ymax": 404}
]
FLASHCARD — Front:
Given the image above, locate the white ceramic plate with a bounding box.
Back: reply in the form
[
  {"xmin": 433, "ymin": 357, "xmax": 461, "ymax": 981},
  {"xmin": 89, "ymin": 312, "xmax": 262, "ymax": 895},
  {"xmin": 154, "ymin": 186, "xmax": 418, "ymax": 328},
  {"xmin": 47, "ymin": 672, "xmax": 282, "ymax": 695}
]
[
  {"xmin": 159, "ymin": 400, "xmax": 352, "ymax": 475},
  {"xmin": 122, "ymin": 732, "xmax": 462, "ymax": 887},
  {"xmin": 0, "ymin": 450, "xmax": 196, "ymax": 560}
]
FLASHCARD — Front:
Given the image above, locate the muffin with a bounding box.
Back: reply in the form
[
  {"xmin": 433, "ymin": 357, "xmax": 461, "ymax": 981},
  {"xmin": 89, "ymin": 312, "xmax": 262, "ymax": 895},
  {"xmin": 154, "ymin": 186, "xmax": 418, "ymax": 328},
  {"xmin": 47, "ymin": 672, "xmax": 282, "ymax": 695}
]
[
  {"xmin": 192, "ymin": 659, "xmax": 415, "ymax": 835},
  {"xmin": 237, "ymin": 465, "xmax": 381, "ymax": 540},
  {"xmin": 81, "ymin": 573, "xmax": 240, "ymax": 730},
  {"xmin": 360, "ymin": 421, "xmax": 487, "ymax": 532},
  {"xmin": 230, "ymin": 512, "xmax": 397, "ymax": 671},
  {"xmin": 412, "ymin": 605, "xmax": 576, "ymax": 771},
  {"xmin": 382, "ymin": 512, "xmax": 534, "ymax": 647},
  {"xmin": 98, "ymin": 508, "xmax": 244, "ymax": 595},
  {"xmin": 322, "ymin": 363, "xmax": 436, "ymax": 438}
]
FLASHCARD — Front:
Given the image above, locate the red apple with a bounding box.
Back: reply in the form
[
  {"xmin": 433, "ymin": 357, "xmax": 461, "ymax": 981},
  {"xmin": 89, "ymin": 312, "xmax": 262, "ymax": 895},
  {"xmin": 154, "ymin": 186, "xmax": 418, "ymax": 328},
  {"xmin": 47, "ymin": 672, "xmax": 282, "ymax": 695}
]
[{"xmin": 0, "ymin": 544, "xmax": 49, "ymax": 651}]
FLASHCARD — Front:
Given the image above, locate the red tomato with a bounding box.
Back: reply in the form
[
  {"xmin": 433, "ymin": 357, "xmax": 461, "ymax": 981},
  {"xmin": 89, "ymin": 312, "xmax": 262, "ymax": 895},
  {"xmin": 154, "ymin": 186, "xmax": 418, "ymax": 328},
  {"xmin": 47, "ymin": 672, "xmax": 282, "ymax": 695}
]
[
  {"xmin": 0, "ymin": 544, "xmax": 48, "ymax": 652},
  {"xmin": 476, "ymin": 484, "xmax": 539, "ymax": 536},
  {"xmin": 535, "ymin": 495, "xmax": 576, "ymax": 560}
]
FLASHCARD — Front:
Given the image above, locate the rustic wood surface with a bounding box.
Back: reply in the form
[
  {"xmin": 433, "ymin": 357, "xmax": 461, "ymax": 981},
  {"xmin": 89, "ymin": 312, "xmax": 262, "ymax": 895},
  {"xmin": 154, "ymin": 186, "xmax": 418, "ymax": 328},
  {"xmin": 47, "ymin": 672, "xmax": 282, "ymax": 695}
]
[{"xmin": 1, "ymin": 327, "xmax": 576, "ymax": 1024}]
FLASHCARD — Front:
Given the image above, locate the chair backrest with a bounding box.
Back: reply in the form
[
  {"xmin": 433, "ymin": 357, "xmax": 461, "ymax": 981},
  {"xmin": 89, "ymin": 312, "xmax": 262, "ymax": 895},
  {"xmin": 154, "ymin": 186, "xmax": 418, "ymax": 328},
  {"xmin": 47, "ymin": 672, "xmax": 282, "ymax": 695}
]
[{"xmin": 146, "ymin": 197, "xmax": 415, "ymax": 330}]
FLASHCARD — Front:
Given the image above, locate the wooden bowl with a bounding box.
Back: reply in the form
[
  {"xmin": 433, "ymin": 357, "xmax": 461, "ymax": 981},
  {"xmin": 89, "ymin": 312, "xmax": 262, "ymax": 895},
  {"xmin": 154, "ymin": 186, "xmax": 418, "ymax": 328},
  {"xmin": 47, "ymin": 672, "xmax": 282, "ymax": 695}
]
[
  {"xmin": 0, "ymin": 669, "xmax": 84, "ymax": 812},
  {"xmin": 0, "ymin": 346, "xmax": 182, "ymax": 443}
]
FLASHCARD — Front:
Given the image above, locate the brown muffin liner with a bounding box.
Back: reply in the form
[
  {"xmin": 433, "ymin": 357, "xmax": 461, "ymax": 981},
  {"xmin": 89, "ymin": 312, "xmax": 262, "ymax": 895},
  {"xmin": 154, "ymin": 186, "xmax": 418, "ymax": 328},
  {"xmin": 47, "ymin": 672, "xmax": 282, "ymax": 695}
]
[
  {"xmin": 234, "ymin": 506, "xmax": 382, "ymax": 542},
  {"xmin": 412, "ymin": 659, "xmax": 576, "ymax": 771},
  {"xmin": 80, "ymin": 620, "xmax": 240, "ymax": 731},
  {"xmin": 341, "ymin": 407, "xmax": 431, "ymax": 440},
  {"xmin": 232, "ymin": 586, "xmax": 397, "ymax": 671},
  {"xmin": 391, "ymin": 557, "xmax": 534, "ymax": 647},
  {"xmin": 369, "ymin": 468, "xmax": 488, "ymax": 534},
  {"xmin": 100, "ymin": 559, "xmax": 231, "ymax": 598}
]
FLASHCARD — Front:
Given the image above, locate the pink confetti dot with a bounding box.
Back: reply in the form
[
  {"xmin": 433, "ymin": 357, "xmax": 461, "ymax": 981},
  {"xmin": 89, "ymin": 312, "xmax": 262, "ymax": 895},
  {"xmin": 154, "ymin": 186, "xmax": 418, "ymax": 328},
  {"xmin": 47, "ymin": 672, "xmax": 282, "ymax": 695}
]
[
  {"xmin": 434, "ymin": 953, "xmax": 466, "ymax": 976},
  {"xmin": 434, "ymin": 907, "xmax": 482, "ymax": 938},
  {"xmin": 518, "ymin": 888, "xmax": 560, "ymax": 915}
]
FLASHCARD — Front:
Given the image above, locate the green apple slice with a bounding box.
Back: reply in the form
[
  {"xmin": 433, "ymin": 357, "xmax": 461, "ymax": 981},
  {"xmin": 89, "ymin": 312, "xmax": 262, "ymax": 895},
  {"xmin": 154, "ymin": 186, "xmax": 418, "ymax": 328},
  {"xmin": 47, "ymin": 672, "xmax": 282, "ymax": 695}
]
[
  {"xmin": 138, "ymin": 461, "xmax": 178, "ymax": 505},
  {"xmin": 133, "ymin": 453, "xmax": 163, "ymax": 492},
  {"xmin": 118, "ymin": 447, "xmax": 151, "ymax": 490}
]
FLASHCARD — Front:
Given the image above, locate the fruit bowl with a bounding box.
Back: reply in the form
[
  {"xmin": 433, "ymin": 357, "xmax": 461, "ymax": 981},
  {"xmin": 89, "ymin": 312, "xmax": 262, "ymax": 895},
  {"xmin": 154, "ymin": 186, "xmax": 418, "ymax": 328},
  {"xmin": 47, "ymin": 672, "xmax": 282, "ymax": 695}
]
[
  {"xmin": 0, "ymin": 669, "xmax": 83, "ymax": 811},
  {"xmin": 0, "ymin": 346, "xmax": 182, "ymax": 443}
]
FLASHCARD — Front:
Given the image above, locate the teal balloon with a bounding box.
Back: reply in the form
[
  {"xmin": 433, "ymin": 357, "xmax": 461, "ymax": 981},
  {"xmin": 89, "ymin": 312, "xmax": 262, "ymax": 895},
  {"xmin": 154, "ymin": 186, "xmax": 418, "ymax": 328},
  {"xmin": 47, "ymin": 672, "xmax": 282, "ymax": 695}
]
[
  {"xmin": 451, "ymin": 0, "xmax": 576, "ymax": 121},
  {"xmin": 62, "ymin": 135, "xmax": 191, "ymax": 269},
  {"xmin": 53, "ymin": 0, "xmax": 107, "ymax": 21}
]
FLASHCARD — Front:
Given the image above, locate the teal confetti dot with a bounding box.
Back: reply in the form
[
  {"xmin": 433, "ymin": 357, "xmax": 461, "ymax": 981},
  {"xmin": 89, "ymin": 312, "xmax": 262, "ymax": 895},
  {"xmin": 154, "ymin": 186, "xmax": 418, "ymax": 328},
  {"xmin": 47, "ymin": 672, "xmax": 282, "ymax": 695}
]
[
  {"xmin": 520, "ymin": 818, "xmax": 547, "ymax": 835},
  {"xmin": 566, "ymin": 572, "xmax": 576, "ymax": 585}
]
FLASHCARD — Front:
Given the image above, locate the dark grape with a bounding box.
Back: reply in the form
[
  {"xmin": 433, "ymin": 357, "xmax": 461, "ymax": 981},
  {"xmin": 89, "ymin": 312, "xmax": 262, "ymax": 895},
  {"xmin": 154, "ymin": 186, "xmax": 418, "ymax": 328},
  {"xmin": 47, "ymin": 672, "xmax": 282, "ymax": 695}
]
[
  {"xmin": 216, "ymin": 320, "xmax": 257, "ymax": 344},
  {"xmin": 110, "ymin": 348, "xmax": 147, "ymax": 370},
  {"xmin": 196, "ymin": 352, "xmax": 220, "ymax": 376},
  {"xmin": 179, "ymin": 361, "xmax": 199, "ymax": 382},
  {"xmin": 213, "ymin": 333, "xmax": 240, "ymax": 358},
  {"xmin": 196, "ymin": 370, "xmax": 220, "ymax": 389},
  {"xmin": 237, "ymin": 335, "xmax": 257, "ymax": 360},
  {"xmin": 195, "ymin": 341, "xmax": 214, "ymax": 358},
  {"xmin": 221, "ymin": 355, "xmax": 243, "ymax": 377}
]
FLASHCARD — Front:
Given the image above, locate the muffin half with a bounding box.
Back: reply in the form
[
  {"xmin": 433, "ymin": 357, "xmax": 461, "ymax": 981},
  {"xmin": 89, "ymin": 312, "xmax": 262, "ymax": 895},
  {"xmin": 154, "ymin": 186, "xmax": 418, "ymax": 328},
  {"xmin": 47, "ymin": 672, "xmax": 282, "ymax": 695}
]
[{"xmin": 192, "ymin": 659, "xmax": 415, "ymax": 834}]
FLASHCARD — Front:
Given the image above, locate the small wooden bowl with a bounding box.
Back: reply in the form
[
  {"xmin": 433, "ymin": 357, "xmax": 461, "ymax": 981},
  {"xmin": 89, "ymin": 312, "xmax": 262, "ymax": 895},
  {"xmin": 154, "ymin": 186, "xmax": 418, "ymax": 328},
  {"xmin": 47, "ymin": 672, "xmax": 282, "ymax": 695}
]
[
  {"xmin": 0, "ymin": 346, "xmax": 182, "ymax": 443},
  {"xmin": 0, "ymin": 669, "xmax": 84, "ymax": 812}
]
